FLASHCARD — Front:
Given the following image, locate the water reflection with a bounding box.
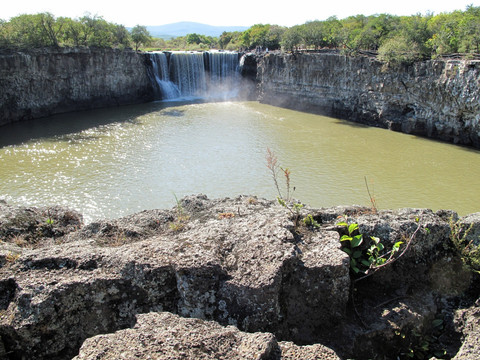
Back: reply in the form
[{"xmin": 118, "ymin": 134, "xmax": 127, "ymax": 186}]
[
  {"xmin": 0, "ymin": 100, "xmax": 203, "ymax": 148},
  {"xmin": 0, "ymin": 101, "xmax": 479, "ymax": 222}
]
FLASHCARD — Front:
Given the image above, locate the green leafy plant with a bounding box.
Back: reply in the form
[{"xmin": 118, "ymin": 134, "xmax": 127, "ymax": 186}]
[
  {"xmin": 303, "ymin": 214, "xmax": 320, "ymax": 228},
  {"xmin": 395, "ymin": 318, "xmax": 447, "ymax": 359},
  {"xmin": 337, "ymin": 216, "xmax": 415, "ymax": 276},
  {"xmin": 169, "ymin": 194, "xmax": 190, "ymax": 232},
  {"xmin": 266, "ymin": 148, "xmax": 304, "ymax": 227}
]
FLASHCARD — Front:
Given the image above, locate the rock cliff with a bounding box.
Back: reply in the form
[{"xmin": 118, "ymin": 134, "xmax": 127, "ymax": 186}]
[
  {"xmin": 2, "ymin": 48, "xmax": 479, "ymax": 149},
  {"xmin": 0, "ymin": 195, "xmax": 479, "ymax": 359},
  {"xmin": 256, "ymin": 52, "xmax": 480, "ymax": 148},
  {"xmin": 0, "ymin": 48, "xmax": 153, "ymax": 126}
]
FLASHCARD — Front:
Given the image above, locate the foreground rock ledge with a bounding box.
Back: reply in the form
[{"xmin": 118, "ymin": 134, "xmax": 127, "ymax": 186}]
[
  {"xmin": 74, "ymin": 312, "xmax": 340, "ymax": 360},
  {"xmin": 0, "ymin": 195, "xmax": 479, "ymax": 359}
]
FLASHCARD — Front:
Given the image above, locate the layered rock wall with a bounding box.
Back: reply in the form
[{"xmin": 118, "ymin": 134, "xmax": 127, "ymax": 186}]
[
  {"xmin": 0, "ymin": 48, "xmax": 153, "ymax": 125},
  {"xmin": 256, "ymin": 52, "xmax": 480, "ymax": 148},
  {"xmin": 2, "ymin": 48, "xmax": 480, "ymax": 148}
]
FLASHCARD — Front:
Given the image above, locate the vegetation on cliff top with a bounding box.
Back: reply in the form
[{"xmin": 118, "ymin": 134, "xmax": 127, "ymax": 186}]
[
  {"xmin": 1, "ymin": 5, "xmax": 479, "ymax": 62},
  {"xmin": 0, "ymin": 13, "xmax": 137, "ymax": 49}
]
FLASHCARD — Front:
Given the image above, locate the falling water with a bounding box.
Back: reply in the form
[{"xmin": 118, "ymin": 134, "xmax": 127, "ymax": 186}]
[
  {"xmin": 205, "ymin": 52, "xmax": 239, "ymax": 82},
  {"xmin": 169, "ymin": 52, "xmax": 207, "ymax": 96},
  {"xmin": 147, "ymin": 53, "xmax": 180, "ymax": 99},
  {"xmin": 147, "ymin": 51, "xmax": 241, "ymax": 100},
  {"xmin": 204, "ymin": 51, "xmax": 240, "ymax": 98}
]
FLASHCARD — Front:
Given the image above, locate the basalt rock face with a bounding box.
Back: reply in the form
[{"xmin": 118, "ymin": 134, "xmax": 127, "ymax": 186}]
[
  {"xmin": 0, "ymin": 195, "xmax": 479, "ymax": 359},
  {"xmin": 0, "ymin": 48, "xmax": 154, "ymax": 126},
  {"xmin": 74, "ymin": 312, "xmax": 341, "ymax": 360},
  {"xmin": 256, "ymin": 52, "xmax": 480, "ymax": 148}
]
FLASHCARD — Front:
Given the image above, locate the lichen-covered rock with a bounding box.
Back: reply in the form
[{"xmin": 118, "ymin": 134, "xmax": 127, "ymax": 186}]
[
  {"xmin": 74, "ymin": 312, "xmax": 341, "ymax": 360},
  {"xmin": 459, "ymin": 212, "xmax": 480, "ymax": 247},
  {"xmin": 454, "ymin": 305, "xmax": 480, "ymax": 359},
  {"xmin": 0, "ymin": 195, "xmax": 350, "ymax": 359},
  {"xmin": 0, "ymin": 195, "xmax": 479, "ymax": 359},
  {"xmin": 0, "ymin": 202, "xmax": 83, "ymax": 261}
]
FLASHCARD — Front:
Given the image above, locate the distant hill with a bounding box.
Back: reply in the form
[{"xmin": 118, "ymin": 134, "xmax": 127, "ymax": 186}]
[{"xmin": 145, "ymin": 22, "xmax": 249, "ymax": 39}]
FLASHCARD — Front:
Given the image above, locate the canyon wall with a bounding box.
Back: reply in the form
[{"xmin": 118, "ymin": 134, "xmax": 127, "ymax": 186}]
[
  {"xmin": 0, "ymin": 48, "xmax": 153, "ymax": 126},
  {"xmin": 256, "ymin": 52, "xmax": 480, "ymax": 148},
  {"xmin": 2, "ymin": 48, "xmax": 480, "ymax": 149}
]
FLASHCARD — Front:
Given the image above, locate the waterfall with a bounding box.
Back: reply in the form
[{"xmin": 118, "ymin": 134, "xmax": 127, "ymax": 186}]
[
  {"xmin": 147, "ymin": 52, "xmax": 180, "ymax": 100},
  {"xmin": 147, "ymin": 51, "xmax": 240, "ymax": 100},
  {"xmin": 204, "ymin": 52, "xmax": 240, "ymax": 98},
  {"xmin": 169, "ymin": 52, "xmax": 207, "ymax": 97},
  {"xmin": 205, "ymin": 52, "xmax": 239, "ymax": 83}
]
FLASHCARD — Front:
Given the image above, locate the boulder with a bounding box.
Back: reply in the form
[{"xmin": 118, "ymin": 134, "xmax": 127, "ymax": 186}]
[
  {"xmin": 454, "ymin": 304, "xmax": 480, "ymax": 359},
  {"xmin": 74, "ymin": 312, "xmax": 341, "ymax": 360},
  {"xmin": 0, "ymin": 195, "xmax": 349, "ymax": 359}
]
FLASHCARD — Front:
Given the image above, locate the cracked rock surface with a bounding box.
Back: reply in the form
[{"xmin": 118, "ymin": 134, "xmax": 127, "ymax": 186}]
[
  {"xmin": 0, "ymin": 195, "xmax": 479, "ymax": 359},
  {"xmin": 74, "ymin": 312, "xmax": 341, "ymax": 360}
]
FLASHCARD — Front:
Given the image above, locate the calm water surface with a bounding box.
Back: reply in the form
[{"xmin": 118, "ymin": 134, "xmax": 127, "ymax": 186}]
[{"xmin": 1, "ymin": 100, "xmax": 479, "ymax": 222}]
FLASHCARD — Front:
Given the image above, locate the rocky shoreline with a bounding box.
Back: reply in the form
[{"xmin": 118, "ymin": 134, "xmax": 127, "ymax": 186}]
[{"xmin": 0, "ymin": 195, "xmax": 479, "ymax": 359}]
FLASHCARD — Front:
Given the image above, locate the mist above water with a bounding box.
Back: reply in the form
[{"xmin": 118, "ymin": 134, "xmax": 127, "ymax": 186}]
[{"xmin": 147, "ymin": 51, "xmax": 243, "ymax": 101}]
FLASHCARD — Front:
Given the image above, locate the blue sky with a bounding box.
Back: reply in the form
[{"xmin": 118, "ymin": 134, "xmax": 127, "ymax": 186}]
[{"xmin": 3, "ymin": 0, "xmax": 478, "ymax": 27}]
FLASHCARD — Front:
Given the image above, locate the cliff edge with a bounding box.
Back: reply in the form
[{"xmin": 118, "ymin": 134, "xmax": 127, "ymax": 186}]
[{"xmin": 0, "ymin": 48, "xmax": 153, "ymax": 126}]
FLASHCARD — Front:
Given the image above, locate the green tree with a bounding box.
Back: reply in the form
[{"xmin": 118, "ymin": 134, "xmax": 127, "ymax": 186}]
[
  {"xmin": 323, "ymin": 16, "xmax": 343, "ymax": 48},
  {"xmin": 36, "ymin": 13, "xmax": 65, "ymax": 47},
  {"xmin": 357, "ymin": 14, "xmax": 397, "ymax": 50},
  {"xmin": 241, "ymin": 24, "xmax": 270, "ymax": 49},
  {"xmin": 218, "ymin": 31, "xmax": 242, "ymax": 50},
  {"xmin": 281, "ymin": 25, "xmax": 304, "ymax": 52},
  {"xmin": 458, "ymin": 5, "xmax": 480, "ymax": 53},
  {"xmin": 427, "ymin": 11, "xmax": 462, "ymax": 55},
  {"xmin": 62, "ymin": 17, "xmax": 85, "ymax": 46},
  {"xmin": 83, "ymin": 15, "xmax": 114, "ymax": 47},
  {"xmin": 399, "ymin": 14, "xmax": 432, "ymax": 58},
  {"xmin": 186, "ymin": 33, "xmax": 201, "ymax": 44},
  {"xmin": 219, "ymin": 31, "xmax": 233, "ymax": 49},
  {"xmin": 303, "ymin": 21, "xmax": 327, "ymax": 50},
  {"xmin": 79, "ymin": 14, "xmax": 101, "ymax": 46},
  {"xmin": 378, "ymin": 34, "xmax": 422, "ymax": 64},
  {"xmin": 0, "ymin": 19, "xmax": 11, "ymax": 48},
  {"xmin": 338, "ymin": 15, "xmax": 367, "ymax": 50},
  {"xmin": 265, "ymin": 25, "xmax": 286, "ymax": 49},
  {"xmin": 130, "ymin": 24, "xmax": 152, "ymax": 51},
  {"xmin": 111, "ymin": 24, "xmax": 131, "ymax": 48},
  {"xmin": 7, "ymin": 14, "xmax": 49, "ymax": 47}
]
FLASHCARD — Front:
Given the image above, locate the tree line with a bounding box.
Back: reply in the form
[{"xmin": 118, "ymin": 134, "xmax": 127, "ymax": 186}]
[
  {"xmin": 1, "ymin": 6, "xmax": 479, "ymax": 64},
  {"xmin": 0, "ymin": 13, "xmax": 151, "ymax": 51},
  {"xmin": 216, "ymin": 5, "xmax": 479, "ymax": 63}
]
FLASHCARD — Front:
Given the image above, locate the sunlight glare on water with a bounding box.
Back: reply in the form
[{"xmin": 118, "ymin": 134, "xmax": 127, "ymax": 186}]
[{"xmin": 0, "ymin": 100, "xmax": 479, "ymax": 222}]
